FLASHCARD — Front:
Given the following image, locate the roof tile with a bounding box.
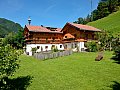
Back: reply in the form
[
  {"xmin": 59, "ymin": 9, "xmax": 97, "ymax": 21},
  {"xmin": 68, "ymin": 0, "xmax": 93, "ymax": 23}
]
[
  {"xmin": 26, "ymin": 25, "xmax": 62, "ymax": 33},
  {"xmin": 67, "ymin": 23, "xmax": 101, "ymax": 32}
]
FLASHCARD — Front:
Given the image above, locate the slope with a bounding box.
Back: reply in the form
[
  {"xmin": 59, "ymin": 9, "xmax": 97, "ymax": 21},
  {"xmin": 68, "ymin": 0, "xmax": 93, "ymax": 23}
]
[
  {"xmin": 0, "ymin": 18, "xmax": 23, "ymax": 37},
  {"xmin": 88, "ymin": 10, "xmax": 120, "ymax": 36}
]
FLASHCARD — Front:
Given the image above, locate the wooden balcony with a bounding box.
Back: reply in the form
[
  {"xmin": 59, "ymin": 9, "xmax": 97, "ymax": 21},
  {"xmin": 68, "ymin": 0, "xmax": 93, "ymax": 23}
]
[{"xmin": 26, "ymin": 39, "xmax": 62, "ymax": 44}]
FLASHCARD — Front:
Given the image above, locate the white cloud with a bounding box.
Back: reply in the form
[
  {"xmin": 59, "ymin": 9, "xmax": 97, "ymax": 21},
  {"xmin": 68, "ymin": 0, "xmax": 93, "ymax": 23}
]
[{"xmin": 44, "ymin": 4, "xmax": 56, "ymax": 14}]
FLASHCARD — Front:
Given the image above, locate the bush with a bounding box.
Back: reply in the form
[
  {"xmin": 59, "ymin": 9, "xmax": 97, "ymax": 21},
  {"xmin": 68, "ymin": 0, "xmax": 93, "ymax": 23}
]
[
  {"xmin": 86, "ymin": 41, "xmax": 99, "ymax": 52},
  {"xmin": 51, "ymin": 46, "xmax": 58, "ymax": 52},
  {"xmin": 114, "ymin": 45, "xmax": 120, "ymax": 59},
  {"xmin": 0, "ymin": 45, "xmax": 22, "ymax": 84}
]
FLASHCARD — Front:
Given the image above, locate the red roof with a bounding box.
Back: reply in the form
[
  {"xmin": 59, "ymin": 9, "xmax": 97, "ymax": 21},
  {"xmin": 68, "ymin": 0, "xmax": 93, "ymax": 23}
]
[
  {"xmin": 25, "ymin": 25, "xmax": 62, "ymax": 33},
  {"xmin": 63, "ymin": 23, "xmax": 101, "ymax": 32}
]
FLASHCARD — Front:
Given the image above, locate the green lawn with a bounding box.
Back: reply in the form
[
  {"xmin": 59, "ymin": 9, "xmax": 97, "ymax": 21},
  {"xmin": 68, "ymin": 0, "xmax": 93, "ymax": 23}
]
[{"xmin": 12, "ymin": 52, "xmax": 120, "ymax": 90}]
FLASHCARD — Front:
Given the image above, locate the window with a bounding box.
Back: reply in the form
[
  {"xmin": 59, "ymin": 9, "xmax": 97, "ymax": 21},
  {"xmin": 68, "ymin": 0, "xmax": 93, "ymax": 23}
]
[
  {"xmin": 74, "ymin": 34, "xmax": 77, "ymax": 38},
  {"xmin": 45, "ymin": 46, "xmax": 48, "ymax": 49},
  {"xmin": 71, "ymin": 44, "xmax": 73, "ymax": 49},
  {"xmin": 75, "ymin": 43, "xmax": 77, "ymax": 48},
  {"xmin": 46, "ymin": 38, "xmax": 48, "ymax": 43},
  {"xmin": 51, "ymin": 45, "xmax": 55, "ymax": 49},
  {"xmin": 85, "ymin": 34, "xmax": 88, "ymax": 39},
  {"xmin": 60, "ymin": 45, "xmax": 62, "ymax": 48},
  {"xmin": 30, "ymin": 35, "xmax": 33, "ymax": 39},
  {"xmin": 37, "ymin": 46, "xmax": 40, "ymax": 49},
  {"xmin": 65, "ymin": 36, "xmax": 67, "ymax": 38},
  {"xmin": 52, "ymin": 37, "xmax": 55, "ymax": 42}
]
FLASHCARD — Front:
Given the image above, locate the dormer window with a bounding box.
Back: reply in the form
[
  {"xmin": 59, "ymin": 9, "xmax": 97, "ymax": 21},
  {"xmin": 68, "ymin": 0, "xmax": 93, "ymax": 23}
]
[{"xmin": 65, "ymin": 36, "xmax": 67, "ymax": 38}]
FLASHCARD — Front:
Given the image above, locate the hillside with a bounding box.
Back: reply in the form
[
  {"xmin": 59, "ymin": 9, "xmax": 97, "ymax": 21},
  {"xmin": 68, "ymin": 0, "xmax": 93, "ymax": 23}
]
[
  {"xmin": 88, "ymin": 10, "xmax": 120, "ymax": 36},
  {"xmin": 0, "ymin": 18, "xmax": 23, "ymax": 37}
]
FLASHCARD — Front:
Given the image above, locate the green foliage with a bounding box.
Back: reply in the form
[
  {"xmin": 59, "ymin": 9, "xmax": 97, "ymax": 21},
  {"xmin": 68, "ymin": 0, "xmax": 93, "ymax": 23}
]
[
  {"xmin": 95, "ymin": 31, "xmax": 114, "ymax": 51},
  {"xmin": 0, "ymin": 18, "xmax": 23, "ymax": 38},
  {"xmin": 73, "ymin": 15, "xmax": 91, "ymax": 24},
  {"xmin": 74, "ymin": 0, "xmax": 120, "ymax": 24},
  {"xmin": 97, "ymin": 1, "xmax": 110, "ymax": 18},
  {"xmin": 86, "ymin": 41, "xmax": 99, "ymax": 52},
  {"xmin": 31, "ymin": 47, "xmax": 37, "ymax": 53},
  {"xmin": 2, "ymin": 32, "xmax": 14, "ymax": 46},
  {"xmin": 0, "ymin": 45, "xmax": 22, "ymax": 82},
  {"xmin": 2, "ymin": 29, "xmax": 24, "ymax": 49},
  {"xmin": 114, "ymin": 45, "xmax": 120, "ymax": 59},
  {"xmin": 113, "ymin": 37, "xmax": 120, "ymax": 59},
  {"xmin": 51, "ymin": 46, "xmax": 58, "ymax": 52}
]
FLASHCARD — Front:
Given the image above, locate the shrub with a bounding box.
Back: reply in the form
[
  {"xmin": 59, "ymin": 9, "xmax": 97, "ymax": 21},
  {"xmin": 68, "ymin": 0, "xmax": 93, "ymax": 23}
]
[
  {"xmin": 31, "ymin": 47, "xmax": 37, "ymax": 53},
  {"xmin": 0, "ymin": 45, "xmax": 21, "ymax": 84},
  {"xmin": 31, "ymin": 47, "xmax": 37, "ymax": 55},
  {"xmin": 86, "ymin": 41, "xmax": 99, "ymax": 52},
  {"xmin": 51, "ymin": 46, "xmax": 58, "ymax": 52},
  {"xmin": 114, "ymin": 45, "xmax": 120, "ymax": 60}
]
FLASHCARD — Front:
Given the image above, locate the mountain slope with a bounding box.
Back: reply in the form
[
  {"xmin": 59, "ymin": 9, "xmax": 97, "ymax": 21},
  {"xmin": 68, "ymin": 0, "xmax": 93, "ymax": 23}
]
[
  {"xmin": 0, "ymin": 18, "xmax": 23, "ymax": 37},
  {"xmin": 88, "ymin": 10, "xmax": 120, "ymax": 36}
]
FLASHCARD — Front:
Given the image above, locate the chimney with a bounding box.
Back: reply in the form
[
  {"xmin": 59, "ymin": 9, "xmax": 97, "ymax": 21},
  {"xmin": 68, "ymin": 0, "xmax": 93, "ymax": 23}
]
[{"xmin": 28, "ymin": 16, "xmax": 31, "ymax": 25}]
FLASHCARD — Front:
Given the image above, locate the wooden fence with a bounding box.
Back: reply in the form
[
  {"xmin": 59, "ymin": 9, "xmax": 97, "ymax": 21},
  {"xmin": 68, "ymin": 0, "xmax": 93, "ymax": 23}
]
[{"xmin": 34, "ymin": 50, "xmax": 73, "ymax": 60}]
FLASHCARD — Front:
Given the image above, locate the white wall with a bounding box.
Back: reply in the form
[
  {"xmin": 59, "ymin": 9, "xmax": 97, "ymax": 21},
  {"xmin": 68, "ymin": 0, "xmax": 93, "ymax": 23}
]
[
  {"xmin": 25, "ymin": 42, "xmax": 85, "ymax": 56},
  {"xmin": 63, "ymin": 42, "xmax": 85, "ymax": 52},
  {"xmin": 77, "ymin": 42, "xmax": 85, "ymax": 52},
  {"xmin": 26, "ymin": 44, "xmax": 64, "ymax": 56}
]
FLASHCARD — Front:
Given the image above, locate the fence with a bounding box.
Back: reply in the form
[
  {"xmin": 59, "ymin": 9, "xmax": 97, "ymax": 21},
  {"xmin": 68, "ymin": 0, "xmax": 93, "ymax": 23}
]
[{"xmin": 34, "ymin": 50, "xmax": 73, "ymax": 60}]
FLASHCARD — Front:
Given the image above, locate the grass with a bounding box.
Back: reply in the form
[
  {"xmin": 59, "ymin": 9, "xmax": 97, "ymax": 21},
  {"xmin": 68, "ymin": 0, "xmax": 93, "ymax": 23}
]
[
  {"xmin": 88, "ymin": 10, "xmax": 120, "ymax": 36},
  {"xmin": 12, "ymin": 52, "xmax": 120, "ymax": 90}
]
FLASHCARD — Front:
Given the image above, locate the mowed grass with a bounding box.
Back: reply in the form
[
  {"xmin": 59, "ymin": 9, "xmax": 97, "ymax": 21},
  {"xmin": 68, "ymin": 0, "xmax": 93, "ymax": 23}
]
[
  {"xmin": 88, "ymin": 10, "xmax": 120, "ymax": 36},
  {"xmin": 13, "ymin": 52, "xmax": 120, "ymax": 90}
]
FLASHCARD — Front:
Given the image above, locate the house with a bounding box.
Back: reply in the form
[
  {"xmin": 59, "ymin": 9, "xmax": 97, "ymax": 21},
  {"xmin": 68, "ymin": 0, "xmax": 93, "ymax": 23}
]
[
  {"xmin": 24, "ymin": 25, "xmax": 64, "ymax": 55},
  {"xmin": 62, "ymin": 23, "xmax": 101, "ymax": 51},
  {"xmin": 24, "ymin": 22, "xmax": 101, "ymax": 56}
]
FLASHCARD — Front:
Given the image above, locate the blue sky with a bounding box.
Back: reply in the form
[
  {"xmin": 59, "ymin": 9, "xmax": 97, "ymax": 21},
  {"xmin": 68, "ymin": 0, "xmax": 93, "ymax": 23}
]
[{"xmin": 0, "ymin": 0, "xmax": 99, "ymax": 28}]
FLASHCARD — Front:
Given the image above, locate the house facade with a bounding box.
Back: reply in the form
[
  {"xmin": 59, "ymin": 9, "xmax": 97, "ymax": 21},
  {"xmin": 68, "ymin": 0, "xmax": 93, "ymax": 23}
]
[
  {"xmin": 62, "ymin": 23, "xmax": 101, "ymax": 52},
  {"xmin": 24, "ymin": 22, "xmax": 101, "ymax": 56}
]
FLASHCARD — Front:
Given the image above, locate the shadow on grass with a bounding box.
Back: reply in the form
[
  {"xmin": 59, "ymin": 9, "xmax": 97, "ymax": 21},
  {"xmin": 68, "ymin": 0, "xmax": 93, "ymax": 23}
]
[
  {"xmin": 110, "ymin": 81, "xmax": 120, "ymax": 90},
  {"xmin": 111, "ymin": 56, "xmax": 120, "ymax": 64},
  {"xmin": 0, "ymin": 75, "xmax": 33, "ymax": 90}
]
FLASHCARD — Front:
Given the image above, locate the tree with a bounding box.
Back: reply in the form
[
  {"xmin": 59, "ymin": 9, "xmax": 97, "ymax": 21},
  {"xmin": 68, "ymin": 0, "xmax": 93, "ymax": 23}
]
[
  {"xmin": 73, "ymin": 17, "xmax": 84, "ymax": 24},
  {"xmin": 95, "ymin": 31, "xmax": 114, "ymax": 51},
  {"xmin": 92, "ymin": 9, "xmax": 99, "ymax": 21},
  {"xmin": 97, "ymin": 1, "xmax": 110, "ymax": 19},
  {"xmin": 74, "ymin": 0, "xmax": 120, "ymax": 24},
  {"xmin": 2, "ymin": 29, "xmax": 24, "ymax": 49},
  {"xmin": 73, "ymin": 17, "xmax": 89, "ymax": 25},
  {"xmin": 13, "ymin": 29, "xmax": 25, "ymax": 49},
  {"xmin": 108, "ymin": 0, "xmax": 118, "ymax": 13},
  {"xmin": 0, "ymin": 45, "xmax": 22, "ymax": 85}
]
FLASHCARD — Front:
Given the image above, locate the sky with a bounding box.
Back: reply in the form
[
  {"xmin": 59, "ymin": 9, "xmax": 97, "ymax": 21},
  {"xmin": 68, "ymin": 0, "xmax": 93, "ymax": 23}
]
[{"xmin": 0, "ymin": 0, "xmax": 99, "ymax": 28}]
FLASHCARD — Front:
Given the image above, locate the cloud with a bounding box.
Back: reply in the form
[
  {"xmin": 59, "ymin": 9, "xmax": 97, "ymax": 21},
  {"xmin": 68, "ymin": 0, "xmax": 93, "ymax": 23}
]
[{"xmin": 43, "ymin": 4, "xmax": 56, "ymax": 14}]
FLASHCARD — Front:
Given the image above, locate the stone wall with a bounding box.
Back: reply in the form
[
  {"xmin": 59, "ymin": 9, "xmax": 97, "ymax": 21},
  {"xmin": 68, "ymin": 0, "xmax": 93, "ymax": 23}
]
[{"xmin": 34, "ymin": 50, "xmax": 73, "ymax": 60}]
